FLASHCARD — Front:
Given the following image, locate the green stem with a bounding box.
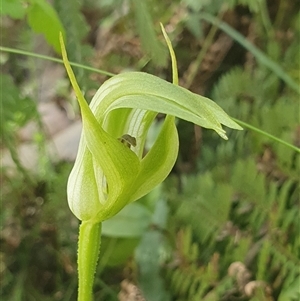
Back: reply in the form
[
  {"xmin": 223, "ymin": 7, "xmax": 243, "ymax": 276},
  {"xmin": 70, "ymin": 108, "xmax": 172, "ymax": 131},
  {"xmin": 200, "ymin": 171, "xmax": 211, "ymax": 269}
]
[
  {"xmin": 233, "ymin": 118, "xmax": 300, "ymax": 153},
  {"xmin": 0, "ymin": 46, "xmax": 115, "ymax": 77},
  {"xmin": 258, "ymin": 0, "xmax": 274, "ymax": 38},
  {"xmin": 198, "ymin": 13, "xmax": 300, "ymax": 94},
  {"xmin": 78, "ymin": 221, "xmax": 102, "ymax": 301},
  {"xmin": 184, "ymin": 11, "xmax": 221, "ymax": 89}
]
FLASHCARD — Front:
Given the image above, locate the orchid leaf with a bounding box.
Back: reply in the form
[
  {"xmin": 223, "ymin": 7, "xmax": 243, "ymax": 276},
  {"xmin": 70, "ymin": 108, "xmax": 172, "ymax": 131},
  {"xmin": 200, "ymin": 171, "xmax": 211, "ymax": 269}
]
[{"xmin": 102, "ymin": 202, "xmax": 152, "ymax": 238}]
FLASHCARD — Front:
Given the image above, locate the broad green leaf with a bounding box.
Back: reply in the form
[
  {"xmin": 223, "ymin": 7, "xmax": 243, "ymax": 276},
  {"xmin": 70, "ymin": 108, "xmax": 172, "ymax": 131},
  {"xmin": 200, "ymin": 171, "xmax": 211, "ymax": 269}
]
[
  {"xmin": 27, "ymin": 0, "xmax": 65, "ymax": 53},
  {"xmin": 0, "ymin": 0, "xmax": 26, "ymax": 19},
  {"xmin": 132, "ymin": 0, "xmax": 167, "ymax": 66},
  {"xmin": 135, "ymin": 198, "xmax": 171, "ymax": 301},
  {"xmin": 100, "ymin": 237, "xmax": 140, "ymax": 267},
  {"xmin": 102, "ymin": 202, "xmax": 151, "ymax": 237}
]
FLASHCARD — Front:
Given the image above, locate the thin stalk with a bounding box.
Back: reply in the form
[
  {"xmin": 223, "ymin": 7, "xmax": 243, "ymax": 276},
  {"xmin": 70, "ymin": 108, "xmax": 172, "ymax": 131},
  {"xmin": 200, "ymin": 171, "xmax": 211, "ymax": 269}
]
[
  {"xmin": 258, "ymin": 0, "xmax": 274, "ymax": 38},
  {"xmin": 0, "ymin": 46, "xmax": 115, "ymax": 77},
  {"xmin": 198, "ymin": 13, "xmax": 300, "ymax": 94},
  {"xmin": 78, "ymin": 221, "xmax": 102, "ymax": 301},
  {"xmin": 184, "ymin": 11, "xmax": 221, "ymax": 89},
  {"xmin": 232, "ymin": 118, "xmax": 300, "ymax": 153}
]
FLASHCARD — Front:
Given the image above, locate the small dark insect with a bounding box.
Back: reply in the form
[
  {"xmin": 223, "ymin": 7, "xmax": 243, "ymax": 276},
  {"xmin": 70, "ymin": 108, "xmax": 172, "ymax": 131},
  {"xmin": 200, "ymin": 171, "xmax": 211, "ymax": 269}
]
[{"xmin": 118, "ymin": 134, "xmax": 137, "ymax": 149}]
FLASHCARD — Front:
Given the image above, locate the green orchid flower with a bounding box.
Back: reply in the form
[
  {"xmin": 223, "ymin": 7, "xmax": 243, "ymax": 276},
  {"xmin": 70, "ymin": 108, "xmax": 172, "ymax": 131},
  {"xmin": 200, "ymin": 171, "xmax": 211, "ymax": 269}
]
[{"xmin": 60, "ymin": 26, "xmax": 242, "ymax": 301}]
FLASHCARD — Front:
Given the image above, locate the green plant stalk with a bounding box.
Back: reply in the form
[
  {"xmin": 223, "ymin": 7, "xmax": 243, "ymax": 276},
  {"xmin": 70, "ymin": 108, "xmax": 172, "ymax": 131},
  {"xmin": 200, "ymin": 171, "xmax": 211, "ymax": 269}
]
[
  {"xmin": 198, "ymin": 13, "xmax": 300, "ymax": 94},
  {"xmin": 233, "ymin": 118, "xmax": 300, "ymax": 153},
  {"xmin": 78, "ymin": 221, "xmax": 102, "ymax": 301},
  {"xmin": 184, "ymin": 11, "xmax": 222, "ymax": 89},
  {"xmin": 258, "ymin": 0, "xmax": 274, "ymax": 38},
  {"xmin": 0, "ymin": 46, "xmax": 115, "ymax": 77}
]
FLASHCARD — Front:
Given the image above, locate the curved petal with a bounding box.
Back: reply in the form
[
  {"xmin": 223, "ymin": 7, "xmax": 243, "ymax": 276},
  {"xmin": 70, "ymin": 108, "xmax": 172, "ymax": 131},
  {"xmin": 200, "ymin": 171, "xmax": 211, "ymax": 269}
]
[
  {"xmin": 89, "ymin": 72, "xmax": 242, "ymax": 139},
  {"xmin": 129, "ymin": 115, "xmax": 179, "ymax": 202}
]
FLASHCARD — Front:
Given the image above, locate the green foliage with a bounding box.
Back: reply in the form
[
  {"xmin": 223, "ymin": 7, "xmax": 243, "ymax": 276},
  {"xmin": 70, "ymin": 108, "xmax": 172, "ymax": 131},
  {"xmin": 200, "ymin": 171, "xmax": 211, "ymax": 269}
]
[
  {"xmin": 54, "ymin": 0, "xmax": 93, "ymax": 90},
  {"xmin": 165, "ymin": 155, "xmax": 299, "ymax": 300},
  {"xmin": 132, "ymin": 0, "xmax": 168, "ymax": 66},
  {"xmin": 208, "ymin": 65, "xmax": 299, "ymax": 166},
  {"xmin": 0, "ymin": 74, "xmax": 37, "ymax": 140},
  {"xmin": 135, "ymin": 198, "xmax": 171, "ymax": 301},
  {"xmin": 27, "ymin": 0, "xmax": 66, "ymax": 53},
  {"xmin": 102, "ymin": 203, "xmax": 151, "ymax": 238},
  {"xmin": 182, "ymin": 0, "xmax": 262, "ymax": 39},
  {"xmin": 278, "ymin": 276, "xmax": 300, "ymax": 301},
  {"xmin": 0, "ymin": 74, "xmax": 38, "ymax": 179},
  {"xmin": 0, "ymin": 0, "xmax": 27, "ymax": 19},
  {"xmin": 166, "ymin": 227, "xmax": 216, "ymax": 300},
  {"xmin": 225, "ymin": 0, "xmax": 263, "ymax": 12},
  {"xmin": 200, "ymin": 12, "xmax": 299, "ymax": 93},
  {"xmin": 164, "ymin": 38, "xmax": 299, "ymax": 298},
  {"xmin": 1, "ymin": 0, "xmax": 299, "ymax": 300},
  {"xmin": 1, "ymin": 0, "xmax": 65, "ymax": 53},
  {"xmin": 174, "ymin": 173, "xmax": 232, "ymax": 244},
  {"xmin": 0, "ymin": 163, "xmax": 78, "ymax": 301}
]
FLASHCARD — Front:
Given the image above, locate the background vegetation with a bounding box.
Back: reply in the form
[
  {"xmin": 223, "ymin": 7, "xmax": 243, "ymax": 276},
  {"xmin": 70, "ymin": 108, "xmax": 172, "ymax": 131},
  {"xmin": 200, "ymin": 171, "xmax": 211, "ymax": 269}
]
[{"xmin": 1, "ymin": 0, "xmax": 299, "ymax": 300}]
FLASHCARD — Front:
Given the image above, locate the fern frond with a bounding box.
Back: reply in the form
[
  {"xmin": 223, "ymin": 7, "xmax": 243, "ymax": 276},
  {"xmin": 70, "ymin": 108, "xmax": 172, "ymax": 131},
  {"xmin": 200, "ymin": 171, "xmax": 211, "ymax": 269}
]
[
  {"xmin": 166, "ymin": 227, "xmax": 219, "ymax": 301},
  {"xmin": 174, "ymin": 173, "xmax": 232, "ymax": 244}
]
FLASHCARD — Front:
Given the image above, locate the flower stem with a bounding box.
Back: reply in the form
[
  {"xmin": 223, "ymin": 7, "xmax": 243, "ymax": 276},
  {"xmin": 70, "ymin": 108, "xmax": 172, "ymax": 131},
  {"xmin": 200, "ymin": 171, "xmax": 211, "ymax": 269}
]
[{"xmin": 78, "ymin": 221, "xmax": 102, "ymax": 301}]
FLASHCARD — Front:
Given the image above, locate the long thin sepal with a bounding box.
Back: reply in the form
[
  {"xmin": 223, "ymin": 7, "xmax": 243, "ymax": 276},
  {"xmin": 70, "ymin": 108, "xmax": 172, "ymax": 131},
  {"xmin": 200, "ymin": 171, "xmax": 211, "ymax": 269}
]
[{"xmin": 160, "ymin": 23, "xmax": 178, "ymax": 85}]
